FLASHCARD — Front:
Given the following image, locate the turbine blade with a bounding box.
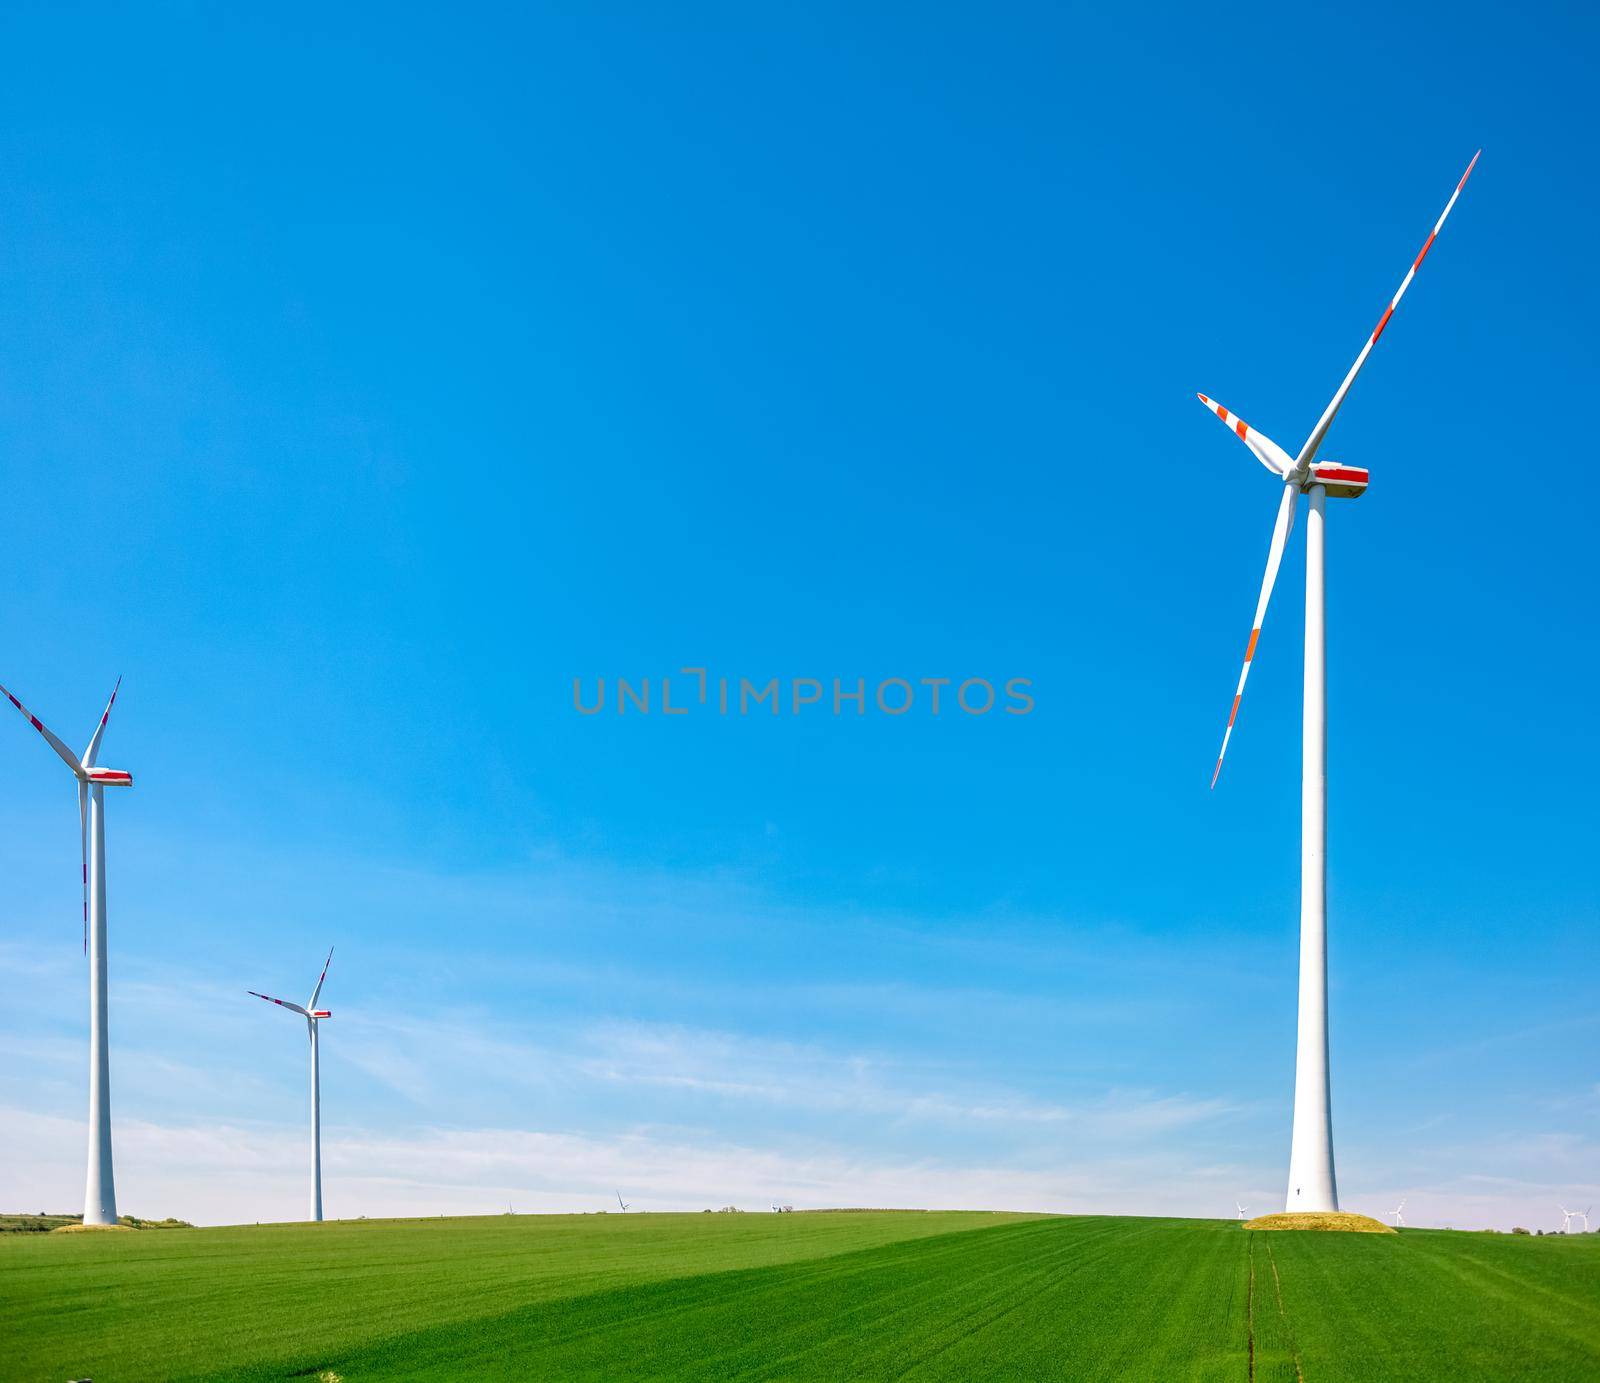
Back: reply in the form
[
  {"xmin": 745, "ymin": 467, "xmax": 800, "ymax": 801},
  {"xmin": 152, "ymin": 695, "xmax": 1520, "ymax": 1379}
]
[
  {"xmin": 248, "ymin": 990, "xmax": 310, "ymax": 1017},
  {"xmin": 1295, "ymin": 151, "xmax": 1481, "ymax": 470},
  {"xmin": 79, "ymin": 781, "xmax": 89, "ymax": 956},
  {"xmin": 1196, "ymin": 394, "xmax": 1293, "ymax": 476},
  {"xmin": 0, "ymin": 679, "xmax": 87, "ymax": 777},
  {"xmin": 308, "ymin": 946, "xmax": 334, "ymax": 1009},
  {"xmin": 1211, "ymin": 482, "xmax": 1299, "ymax": 788},
  {"xmin": 81, "ymin": 676, "xmax": 122, "ymax": 770}
]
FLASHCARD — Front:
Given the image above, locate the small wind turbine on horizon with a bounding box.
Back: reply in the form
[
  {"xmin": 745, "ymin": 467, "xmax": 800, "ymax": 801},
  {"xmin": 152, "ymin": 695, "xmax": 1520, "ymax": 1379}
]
[
  {"xmin": 616, "ymin": 1191, "xmax": 630, "ymax": 1213},
  {"xmin": 2, "ymin": 676, "xmax": 131, "ymax": 1226},
  {"xmin": 248, "ymin": 948, "xmax": 335, "ymax": 1222},
  {"xmin": 1235, "ymin": 1202, "xmax": 1249, "ymax": 1221},
  {"xmin": 1559, "ymin": 1206, "xmax": 1590, "ymax": 1234},
  {"xmin": 1200, "ymin": 152, "xmax": 1481, "ymax": 1214},
  {"xmin": 1391, "ymin": 1200, "xmax": 1406, "ymax": 1228}
]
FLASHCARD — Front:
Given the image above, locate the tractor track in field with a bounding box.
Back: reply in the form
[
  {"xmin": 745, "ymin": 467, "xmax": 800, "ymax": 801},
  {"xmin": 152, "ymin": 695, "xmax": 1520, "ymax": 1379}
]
[
  {"xmin": 880, "ymin": 1240, "xmax": 1091, "ymax": 1379},
  {"xmin": 1246, "ymin": 1232, "xmax": 1256, "ymax": 1382},
  {"xmin": 1262, "ymin": 1236, "xmax": 1305, "ymax": 1383}
]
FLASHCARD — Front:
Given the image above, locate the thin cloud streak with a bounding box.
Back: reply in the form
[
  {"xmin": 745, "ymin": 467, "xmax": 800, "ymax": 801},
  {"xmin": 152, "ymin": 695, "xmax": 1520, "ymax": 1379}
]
[{"xmin": 5, "ymin": 1105, "xmax": 1591, "ymax": 1233}]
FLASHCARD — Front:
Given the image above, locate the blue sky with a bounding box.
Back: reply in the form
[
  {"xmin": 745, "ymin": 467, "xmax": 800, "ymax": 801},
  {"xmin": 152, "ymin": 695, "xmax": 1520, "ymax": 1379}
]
[{"xmin": 0, "ymin": 2, "xmax": 1594, "ymax": 1228}]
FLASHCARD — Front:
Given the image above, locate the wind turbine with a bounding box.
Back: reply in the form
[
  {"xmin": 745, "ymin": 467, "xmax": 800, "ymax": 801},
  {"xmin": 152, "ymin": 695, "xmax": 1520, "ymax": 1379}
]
[
  {"xmin": 616, "ymin": 1191, "xmax": 630, "ymax": 1213},
  {"xmin": 1560, "ymin": 1207, "xmax": 1575, "ymax": 1234},
  {"xmin": 1236, "ymin": 1202, "xmax": 1249, "ymax": 1221},
  {"xmin": 1391, "ymin": 1200, "xmax": 1406, "ymax": 1228},
  {"xmin": 248, "ymin": 948, "xmax": 334, "ymax": 1222},
  {"xmin": 1, "ymin": 677, "xmax": 131, "ymax": 1226},
  {"xmin": 1201, "ymin": 153, "xmax": 1480, "ymax": 1214}
]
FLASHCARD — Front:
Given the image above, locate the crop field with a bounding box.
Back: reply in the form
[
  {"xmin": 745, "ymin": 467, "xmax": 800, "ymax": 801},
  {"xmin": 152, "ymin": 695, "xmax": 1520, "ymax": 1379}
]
[{"xmin": 2, "ymin": 1210, "xmax": 1597, "ymax": 1381}]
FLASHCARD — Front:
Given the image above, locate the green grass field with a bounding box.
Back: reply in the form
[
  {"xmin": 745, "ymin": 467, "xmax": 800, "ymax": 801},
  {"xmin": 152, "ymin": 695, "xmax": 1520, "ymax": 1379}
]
[{"xmin": 2, "ymin": 1211, "xmax": 1596, "ymax": 1380}]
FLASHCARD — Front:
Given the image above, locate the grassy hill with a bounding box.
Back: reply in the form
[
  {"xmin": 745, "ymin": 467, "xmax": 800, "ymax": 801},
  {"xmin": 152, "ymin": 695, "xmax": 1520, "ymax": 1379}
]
[{"xmin": 1, "ymin": 1210, "xmax": 1596, "ymax": 1380}]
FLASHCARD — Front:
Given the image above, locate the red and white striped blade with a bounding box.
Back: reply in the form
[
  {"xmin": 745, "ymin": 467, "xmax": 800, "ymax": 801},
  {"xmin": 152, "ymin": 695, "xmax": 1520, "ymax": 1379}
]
[
  {"xmin": 1295, "ymin": 151, "xmax": 1481, "ymax": 469},
  {"xmin": 0, "ymin": 680, "xmax": 86, "ymax": 777},
  {"xmin": 81, "ymin": 677, "xmax": 122, "ymax": 770},
  {"xmin": 1196, "ymin": 395, "xmax": 1294, "ymax": 476},
  {"xmin": 1212, "ymin": 482, "xmax": 1299, "ymax": 788},
  {"xmin": 308, "ymin": 946, "xmax": 334, "ymax": 1010},
  {"xmin": 248, "ymin": 990, "xmax": 310, "ymax": 1017},
  {"xmin": 78, "ymin": 781, "xmax": 89, "ymax": 955}
]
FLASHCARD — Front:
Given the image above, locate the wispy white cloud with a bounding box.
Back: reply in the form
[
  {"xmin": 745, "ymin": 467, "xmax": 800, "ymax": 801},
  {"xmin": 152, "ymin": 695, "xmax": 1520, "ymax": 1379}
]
[
  {"xmin": 571, "ymin": 1020, "xmax": 1242, "ymax": 1136},
  {"xmin": 2, "ymin": 840, "xmax": 1592, "ymax": 1239},
  {"xmin": 1400, "ymin": 1013, "xmax": 1600, "ymax": 1072},
  {"xmin": 0, "ymin": 1103, "xmax": 1248, "ymax": 1225},
  {"xmin": 7, "ymin": 1103, "xmax": 1592, "ymax": 1234}
]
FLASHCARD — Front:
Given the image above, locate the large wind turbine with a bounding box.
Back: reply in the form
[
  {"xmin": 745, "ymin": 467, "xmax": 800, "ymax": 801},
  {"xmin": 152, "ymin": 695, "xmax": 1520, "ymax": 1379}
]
[
  {"xmin": 249, "ymin": 948, "xmax": 334, "ymax": 1222},
  {"xmin": 1, "ymin": 677, "xmax": 131, "ymax": 1226},
  {"xmin": 1201, "ymin": 153, "xmax": 1480, "ymax": 1214}
]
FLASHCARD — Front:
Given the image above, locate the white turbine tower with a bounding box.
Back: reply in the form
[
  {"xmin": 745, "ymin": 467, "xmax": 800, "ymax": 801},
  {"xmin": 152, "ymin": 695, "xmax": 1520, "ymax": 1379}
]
[
  {"xmin": 1391, "ymin": 1200, "xmax": 1406, "ymax": 1228},
  {"xmin": 1560, "ymin": 1207, "xmax": 1575, "ymax": 1234},
  {"xmin": 1236, "ymin": 1202, "xmax": 1249, "ymax": 1221},
  {"xmin": 1202, "ymin": 153, "xmax": 1480, "ymax": 1214},
  {"xmin": 2, "ymin": 677, "xmax": 131, "ymax": 1226},
  {"xmin": 249, "ymin": 948, "xmax": 334, "ymax": 1222}
]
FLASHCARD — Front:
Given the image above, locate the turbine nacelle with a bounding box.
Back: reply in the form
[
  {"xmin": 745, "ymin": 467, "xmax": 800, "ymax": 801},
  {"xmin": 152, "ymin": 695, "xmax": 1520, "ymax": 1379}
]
[
  {"xmin": 1306, "ymin": 463, "xmax": 1369, "ymax": 499},
  {"xmin": 84, "ymin": 767, "xmax": 134, "ymax": 787},
  {"xmin": 310, "ymin": 1009, "xmax": 332, "ymax": 1019}
]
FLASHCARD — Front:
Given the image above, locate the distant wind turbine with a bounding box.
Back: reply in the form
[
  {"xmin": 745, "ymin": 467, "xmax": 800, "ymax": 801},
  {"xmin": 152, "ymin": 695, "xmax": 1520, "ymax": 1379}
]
[
  {"xmin": 1236, "ymin": 1202, "xmax": 1249, "ymax": 1221},
  {"xmin": 1560, "ymin": 1206, "xmax": 1590, "ymax": 1234},
  {"xmin": 616, "ymin": 1191, "xmax": 630, "ymax": 1213},
  {"xmin": 2, "ymin": 676, "xmax": 131, "ymax": 1226},
  {"xmin": 1391, "ymin": 1200, "xmax": 1406, "ymax": 1228},
  {"xmin": 248, "ymin": 948, "xmax": 334, "ymax": 1221}
]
